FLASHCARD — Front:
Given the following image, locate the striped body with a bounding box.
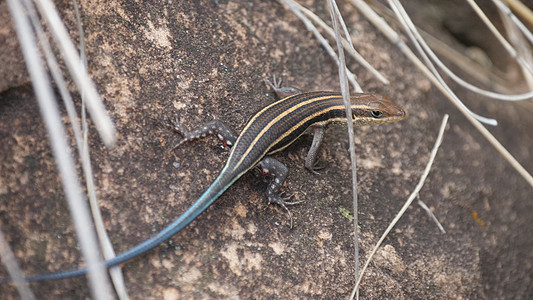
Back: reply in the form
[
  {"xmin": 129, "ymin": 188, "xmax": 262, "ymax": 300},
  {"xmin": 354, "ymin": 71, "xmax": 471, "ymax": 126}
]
[
  {"xmin": 4, "ymin": 91, "xmax": 405, "ymax": 282},
  {"xmin": 225, "ymin": 91, "xmax": 405, "ymax": 179}
]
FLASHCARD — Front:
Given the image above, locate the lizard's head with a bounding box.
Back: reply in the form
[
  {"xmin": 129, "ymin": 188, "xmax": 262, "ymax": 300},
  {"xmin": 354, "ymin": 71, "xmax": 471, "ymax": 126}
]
[{"xmin": 350, "ymin": 93, "xmax": 406, "ymax": 126}]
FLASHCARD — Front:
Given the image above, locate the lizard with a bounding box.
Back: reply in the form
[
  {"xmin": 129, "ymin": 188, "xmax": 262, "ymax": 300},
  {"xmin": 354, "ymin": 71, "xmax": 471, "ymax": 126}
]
[{"xmin": 1, "ymin": 78, "xmax": 405, "ymax": 282}]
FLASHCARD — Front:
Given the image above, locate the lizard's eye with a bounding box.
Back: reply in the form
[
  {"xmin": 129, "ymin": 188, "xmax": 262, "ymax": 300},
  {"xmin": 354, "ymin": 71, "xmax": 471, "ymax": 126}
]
[{"xmin": 370, "ymin": 110, "xmax": 383, "ymax": 118}]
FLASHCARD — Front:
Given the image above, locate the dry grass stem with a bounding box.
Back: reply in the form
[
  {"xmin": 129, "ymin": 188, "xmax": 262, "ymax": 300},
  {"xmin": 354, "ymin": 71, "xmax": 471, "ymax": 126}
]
[
  {"xmin": 7, "ymin": 0, "xmax": 113, "ymax": 298},
  {"xmin": 417, "ymin": 198, "xmax": 446, "ymax": 234},
  {"xmin": 327, "ymin": 1, "xmax": 360, "ymax": 298},
  {"xmin": 0, "ymin": 228, "xmax": 36, "ymax": 300}
]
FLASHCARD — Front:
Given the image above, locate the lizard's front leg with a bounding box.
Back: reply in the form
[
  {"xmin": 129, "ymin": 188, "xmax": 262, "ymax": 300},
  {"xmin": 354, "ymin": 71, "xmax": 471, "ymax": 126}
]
[
  {"xmin": 305, "ymin": 124, "xmax": 326, "ymax": 174},
  {"xmin": 267, "ymin": 75, "xmax": 302, "ymax": 99}
]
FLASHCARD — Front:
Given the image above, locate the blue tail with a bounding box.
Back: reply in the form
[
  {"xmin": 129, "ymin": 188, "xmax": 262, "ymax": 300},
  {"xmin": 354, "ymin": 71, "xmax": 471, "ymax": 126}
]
[{"xmin": 3, "ymin": 168, "xmax": 240, "ymax": 282}]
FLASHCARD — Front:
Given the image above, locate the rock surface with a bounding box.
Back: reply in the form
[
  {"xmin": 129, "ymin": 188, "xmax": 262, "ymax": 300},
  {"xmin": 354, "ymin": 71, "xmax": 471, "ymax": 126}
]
[{"xmin": 1, "ymin": 0, "xmax": 532, "ymax": 298}]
